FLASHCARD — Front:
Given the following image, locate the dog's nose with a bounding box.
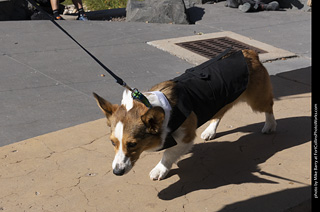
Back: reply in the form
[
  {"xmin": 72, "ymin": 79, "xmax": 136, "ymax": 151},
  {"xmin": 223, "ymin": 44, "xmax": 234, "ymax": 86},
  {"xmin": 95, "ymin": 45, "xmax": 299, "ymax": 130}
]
[{"xmin": 113, "ymin": 166, "xmax": 125, "ymax": 176}]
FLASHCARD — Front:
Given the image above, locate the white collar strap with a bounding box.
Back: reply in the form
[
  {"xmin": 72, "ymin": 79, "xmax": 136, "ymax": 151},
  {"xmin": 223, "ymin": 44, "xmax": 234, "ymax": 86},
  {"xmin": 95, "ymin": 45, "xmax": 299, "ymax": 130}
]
[
  {"xmin": 143, "ymin": 91, "xmax": 172, "ymax": 142},
  {"xmin": 143, "ymin": 91, "xmax": 172, "ymax": 119}
]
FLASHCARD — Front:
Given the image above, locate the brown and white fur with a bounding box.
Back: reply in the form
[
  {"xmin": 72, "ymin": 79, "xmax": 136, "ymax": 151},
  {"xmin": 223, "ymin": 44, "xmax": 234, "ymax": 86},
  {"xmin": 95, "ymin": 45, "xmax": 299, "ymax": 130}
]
[{"xmin": 93, "ymin": 50, "xmax": 277, "ymax": 180}]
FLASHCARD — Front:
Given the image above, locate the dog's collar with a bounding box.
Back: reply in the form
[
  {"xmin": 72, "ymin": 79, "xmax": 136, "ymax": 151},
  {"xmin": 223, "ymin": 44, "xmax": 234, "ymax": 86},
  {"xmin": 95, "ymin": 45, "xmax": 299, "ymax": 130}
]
[
  {"xmin": 143, "ymin": 91, "xmax": 178, "ymax": 151},
  {"xmin": 143, "ymin": 91, "xmax": 172, "ymax": 126}
]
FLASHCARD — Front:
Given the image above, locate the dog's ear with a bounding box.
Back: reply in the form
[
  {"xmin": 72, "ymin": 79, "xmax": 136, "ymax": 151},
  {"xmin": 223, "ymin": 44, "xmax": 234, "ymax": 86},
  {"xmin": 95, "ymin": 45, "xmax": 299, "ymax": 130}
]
[
  {"xmin": 93, "ymin": 93, "xmax": 118, "ymax": 126},
  {"xmin": 141, "ymin": 106, "xmax": 165, "ymax": 134}
]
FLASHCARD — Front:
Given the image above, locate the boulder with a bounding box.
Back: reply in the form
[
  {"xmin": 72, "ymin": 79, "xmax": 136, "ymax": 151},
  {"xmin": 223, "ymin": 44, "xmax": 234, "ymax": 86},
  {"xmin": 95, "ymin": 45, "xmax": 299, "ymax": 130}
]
[{"xmin": 126, "ymin": 0, "xmax": 189, "ymax": 24}]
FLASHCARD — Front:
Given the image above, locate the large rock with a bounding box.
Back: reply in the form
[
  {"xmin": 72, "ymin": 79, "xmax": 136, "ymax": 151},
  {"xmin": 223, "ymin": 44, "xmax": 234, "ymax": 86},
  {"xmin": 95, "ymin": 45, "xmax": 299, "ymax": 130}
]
[{"xmin": 126, "ymin": 0, "xmax": 189, "ymax": 24}]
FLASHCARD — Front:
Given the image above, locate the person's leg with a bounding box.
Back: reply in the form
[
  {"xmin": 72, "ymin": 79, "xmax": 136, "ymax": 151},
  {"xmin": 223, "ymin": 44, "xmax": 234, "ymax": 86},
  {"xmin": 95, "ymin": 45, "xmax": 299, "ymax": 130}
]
[
  {"xmin": 72, "ymin": 0, "xmax": 88, "ymax": 20},
  {"xmin": 50, "ymin": 0, "xmax": 59, "ymax": 10},
  {"xmin": 72, "ymin": 0, "xmax": 83, "ymax": 10},
  {"xmin": 50, "ymin": 0, "xmax": 64, "ymax": 20}
]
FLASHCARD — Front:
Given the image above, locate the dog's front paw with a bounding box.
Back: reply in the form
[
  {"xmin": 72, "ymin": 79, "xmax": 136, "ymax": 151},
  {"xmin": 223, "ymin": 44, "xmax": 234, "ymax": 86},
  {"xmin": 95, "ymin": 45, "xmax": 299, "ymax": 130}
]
[
  {"xmin": 201, "ymin": 120, "xmax": 219, "ymax": 141},
  {"xmin": 201, "ymin": 131, "xmax": 216, "ymax": 141},
  {"xmin": 149, "ymin": 162, "xmax": 170, "ymax": 181}
]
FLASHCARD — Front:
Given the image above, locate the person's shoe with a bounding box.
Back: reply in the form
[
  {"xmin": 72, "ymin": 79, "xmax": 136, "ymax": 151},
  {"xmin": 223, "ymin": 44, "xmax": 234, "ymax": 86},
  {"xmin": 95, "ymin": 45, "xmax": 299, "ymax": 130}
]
[
  {"xmin": 239, "ymin": 3, "xmax": 251, "ymax": 12},
  {"xmin": 77, "ymin": 15, "xmax": 88, "ymax": 21},
  {"xmin": 261, "ymin": 1, "xmax": 279, "ymax": 11},
  {"xmin": 54, "ymin": 15, "xmax": 65, "ymax": 20}
]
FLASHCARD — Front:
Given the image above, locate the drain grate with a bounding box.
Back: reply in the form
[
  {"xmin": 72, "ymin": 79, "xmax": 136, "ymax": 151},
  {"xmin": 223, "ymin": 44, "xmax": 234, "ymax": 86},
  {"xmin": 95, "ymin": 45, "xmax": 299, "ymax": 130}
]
[{"xmin": 176, "ymin": 37, "xmax": 268, "ymax": 59}]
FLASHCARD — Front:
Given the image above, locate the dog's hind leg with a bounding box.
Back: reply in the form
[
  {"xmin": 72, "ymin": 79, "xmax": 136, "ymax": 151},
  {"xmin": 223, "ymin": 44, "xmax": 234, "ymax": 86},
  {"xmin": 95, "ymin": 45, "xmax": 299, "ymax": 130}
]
[
  {"xmin": 247, "ymin": 96, "xmax": 276, "ymax": 134},
  {"xmin": 262, "ymin": 112, "xmax": 277, "ymax": 133},
  {"xmin": 241, "ymin": 49, "xmax": 277, "ymax": 134},
  {"xmin": 242, "ymin": 84, "xmax": 277, "ymax": 134}
]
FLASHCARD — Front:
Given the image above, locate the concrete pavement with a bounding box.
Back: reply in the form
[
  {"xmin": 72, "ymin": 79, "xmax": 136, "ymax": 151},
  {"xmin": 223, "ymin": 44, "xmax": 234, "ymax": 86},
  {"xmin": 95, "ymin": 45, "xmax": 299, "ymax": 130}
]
[
  {"xmin": 0, "ymin": 2, "xmax": 311, "ymax": 146},
  {"xmin": 0, "ymin": 1, "xmax": 312, "ymax": 211}
]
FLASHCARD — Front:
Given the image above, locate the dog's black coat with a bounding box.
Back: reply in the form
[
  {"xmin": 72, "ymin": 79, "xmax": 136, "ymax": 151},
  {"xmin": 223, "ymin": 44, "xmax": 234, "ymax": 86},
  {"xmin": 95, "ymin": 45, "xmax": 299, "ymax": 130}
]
[{"xmin": 161, "ymin": 51, "xmax": 249, "ymax": 150}]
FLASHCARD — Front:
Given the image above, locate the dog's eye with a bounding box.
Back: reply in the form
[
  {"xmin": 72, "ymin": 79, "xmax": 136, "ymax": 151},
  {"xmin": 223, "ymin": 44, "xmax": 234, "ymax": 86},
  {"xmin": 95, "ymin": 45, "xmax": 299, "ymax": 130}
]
[
  {"xmin": 127, "ymin": 142, "xmax": 137, "ymax": 149},
  {"xmin": 110, "ymin": 140, "xmax": 116, "ymax": 146}
]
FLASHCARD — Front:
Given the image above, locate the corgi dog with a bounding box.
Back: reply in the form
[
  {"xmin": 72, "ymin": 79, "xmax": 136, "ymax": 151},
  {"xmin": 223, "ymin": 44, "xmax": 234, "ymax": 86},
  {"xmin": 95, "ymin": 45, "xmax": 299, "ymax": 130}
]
[{"xmin": 93, "ymin": 50, "xmax": 277, "ymax": 180}]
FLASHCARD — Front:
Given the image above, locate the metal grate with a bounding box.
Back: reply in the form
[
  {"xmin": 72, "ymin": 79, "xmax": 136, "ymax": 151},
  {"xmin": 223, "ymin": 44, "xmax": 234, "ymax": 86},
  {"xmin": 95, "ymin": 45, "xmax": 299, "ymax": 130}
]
[{"xmin": 176, "ymin": 37, "xmax": 267, "ymax": 59}]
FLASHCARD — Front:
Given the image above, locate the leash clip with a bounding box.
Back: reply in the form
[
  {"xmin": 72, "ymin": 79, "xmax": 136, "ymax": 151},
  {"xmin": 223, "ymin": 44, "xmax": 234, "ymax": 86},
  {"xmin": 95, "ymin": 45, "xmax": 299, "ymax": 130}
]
[{"xmin": 131, "ymin": 88, "xmax": 152, "ymax": 109}]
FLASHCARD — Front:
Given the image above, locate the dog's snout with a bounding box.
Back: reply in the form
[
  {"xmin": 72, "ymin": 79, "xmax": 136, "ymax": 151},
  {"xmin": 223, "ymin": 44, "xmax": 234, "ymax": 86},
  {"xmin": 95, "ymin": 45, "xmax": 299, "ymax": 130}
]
[{"xmin": 113, "ymin": 165, "xmax": 125, "ymax": 176}]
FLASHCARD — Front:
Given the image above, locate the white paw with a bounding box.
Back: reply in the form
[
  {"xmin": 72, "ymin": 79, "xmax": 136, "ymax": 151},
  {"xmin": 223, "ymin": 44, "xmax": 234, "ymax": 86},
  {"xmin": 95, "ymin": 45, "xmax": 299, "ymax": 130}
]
[
  {"xmin": 149, "ymin": 162, "xmax": 170, "ymax": 181},
  {"xmin": 201, "ymin": 130, "xmax": 216, "ymax": 141},
  {"xmin": 200, "ymin": 120, "xmax": 219, "ymax": 141},
  {"xmin": 262, "ymin": 113, "xmax": 277, "ymax": 134},
  {"xmin": 262, "ymin": 121, "xmax": 277, "ymax": 134}
]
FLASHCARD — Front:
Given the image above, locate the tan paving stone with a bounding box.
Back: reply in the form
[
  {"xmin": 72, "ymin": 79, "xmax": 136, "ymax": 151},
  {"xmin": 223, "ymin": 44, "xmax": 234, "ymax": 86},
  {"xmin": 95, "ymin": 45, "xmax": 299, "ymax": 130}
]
[{"xmin": 0, "ymin": 75, "xmax": 311, "ymax": 212}]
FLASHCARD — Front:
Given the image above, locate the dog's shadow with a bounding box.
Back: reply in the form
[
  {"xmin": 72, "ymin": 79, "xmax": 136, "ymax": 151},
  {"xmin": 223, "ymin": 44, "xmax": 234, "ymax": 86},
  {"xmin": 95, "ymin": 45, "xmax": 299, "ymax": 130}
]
[{"xmin": 158, "ymin": 116, "xmax": 311, "ymax": 200}]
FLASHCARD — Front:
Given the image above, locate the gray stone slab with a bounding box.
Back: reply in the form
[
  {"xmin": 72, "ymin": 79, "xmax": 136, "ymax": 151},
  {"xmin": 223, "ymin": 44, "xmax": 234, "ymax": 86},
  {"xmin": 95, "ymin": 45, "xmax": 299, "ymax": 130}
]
[
  {"xmin": 0, "ymin": 83, "xmax": 96, "ymax": 146},
  {"xmin": 0, "ymin": 55, "xmax": 56, "ymax": 92},
  {"xmin": 264, "ymin": 57, "xmax": 311, "ymax": 76}
]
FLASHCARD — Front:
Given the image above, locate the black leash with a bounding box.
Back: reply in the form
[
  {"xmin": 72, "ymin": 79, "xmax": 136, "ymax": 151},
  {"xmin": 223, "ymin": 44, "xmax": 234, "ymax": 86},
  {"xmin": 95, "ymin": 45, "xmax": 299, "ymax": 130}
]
[{"xmin": 27, "ymin": 0, "xmax": 152, "ymax": 108}]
